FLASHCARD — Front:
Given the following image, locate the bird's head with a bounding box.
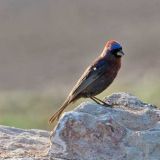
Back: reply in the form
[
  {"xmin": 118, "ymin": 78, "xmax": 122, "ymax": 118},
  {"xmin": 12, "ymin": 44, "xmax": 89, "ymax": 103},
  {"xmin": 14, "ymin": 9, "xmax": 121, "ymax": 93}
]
[{"xmin": 101, "ymin": 40, "xmax": 125, "ymax": 58}]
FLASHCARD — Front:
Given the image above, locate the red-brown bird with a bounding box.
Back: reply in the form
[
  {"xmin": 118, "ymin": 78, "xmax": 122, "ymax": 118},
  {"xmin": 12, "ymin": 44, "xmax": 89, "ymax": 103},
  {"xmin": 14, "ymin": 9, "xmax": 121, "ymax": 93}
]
[{"xmin": 49, "ymin": 40, "xmax": 124, "ymax": 124}]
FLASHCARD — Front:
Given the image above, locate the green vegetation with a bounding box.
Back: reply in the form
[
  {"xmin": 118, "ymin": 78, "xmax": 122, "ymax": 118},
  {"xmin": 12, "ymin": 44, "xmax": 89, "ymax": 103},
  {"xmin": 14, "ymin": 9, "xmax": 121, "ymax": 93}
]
[
  {"xmin": 0, "ymin": 81, "xmax": 159, "ymax": 130},
  {"xmin": 0, "ymin": 92, "xmax": 63, "ymax": 130}
]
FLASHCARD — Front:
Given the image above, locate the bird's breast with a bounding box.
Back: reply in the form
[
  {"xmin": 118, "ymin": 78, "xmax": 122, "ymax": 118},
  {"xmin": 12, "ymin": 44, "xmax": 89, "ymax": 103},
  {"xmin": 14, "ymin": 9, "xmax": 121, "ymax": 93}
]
[
  {"xmin": 81, "ymin": 58, "xmax": 121, "ymax": 97},
  {"xmin": 82, "ymin": 67, "xmax": 119, "ymax": 97}
]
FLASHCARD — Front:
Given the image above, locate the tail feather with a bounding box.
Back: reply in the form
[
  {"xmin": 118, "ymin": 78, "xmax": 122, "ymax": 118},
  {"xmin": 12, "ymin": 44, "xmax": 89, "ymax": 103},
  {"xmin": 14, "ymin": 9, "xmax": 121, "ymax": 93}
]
[{"xmin": 49, "ymin": 98, "xmax": 71, "ymax": 124}]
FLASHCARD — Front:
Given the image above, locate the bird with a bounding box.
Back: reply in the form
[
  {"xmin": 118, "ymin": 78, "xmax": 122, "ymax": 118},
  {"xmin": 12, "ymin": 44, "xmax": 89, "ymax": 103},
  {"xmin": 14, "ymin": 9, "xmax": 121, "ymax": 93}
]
[{"xmin": 49, "ymin": 40, "xmax": 124, "ymax": 124}]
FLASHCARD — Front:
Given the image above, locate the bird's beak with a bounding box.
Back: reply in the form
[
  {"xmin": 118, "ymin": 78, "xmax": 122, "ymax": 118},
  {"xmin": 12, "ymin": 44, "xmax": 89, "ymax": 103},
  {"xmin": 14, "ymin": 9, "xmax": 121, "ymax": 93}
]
[{"xmin": 117, "ymin": 50, "xmax": 125, "ymax": 56}]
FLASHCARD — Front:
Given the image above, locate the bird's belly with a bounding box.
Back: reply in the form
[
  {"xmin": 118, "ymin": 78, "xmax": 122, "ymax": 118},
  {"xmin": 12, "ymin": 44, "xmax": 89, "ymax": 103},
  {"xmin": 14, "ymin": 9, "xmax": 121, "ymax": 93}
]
[{"xmin": 82, "ymin": 73, "xmax": 116, "ymax": 97}]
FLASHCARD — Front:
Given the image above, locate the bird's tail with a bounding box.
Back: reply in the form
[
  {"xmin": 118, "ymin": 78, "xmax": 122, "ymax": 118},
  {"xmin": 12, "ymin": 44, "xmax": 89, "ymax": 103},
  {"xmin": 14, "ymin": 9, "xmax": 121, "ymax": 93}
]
[{"xmin": 49, "ymin": 97, "xmax": 72, "ymax": 124}]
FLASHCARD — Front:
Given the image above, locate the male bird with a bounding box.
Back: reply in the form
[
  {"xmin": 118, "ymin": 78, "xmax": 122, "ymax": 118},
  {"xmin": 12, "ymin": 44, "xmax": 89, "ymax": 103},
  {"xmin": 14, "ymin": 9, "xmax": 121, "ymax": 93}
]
[{"xmin": 49, "ymin": 40, "xmax": 124, "ymax": 124}]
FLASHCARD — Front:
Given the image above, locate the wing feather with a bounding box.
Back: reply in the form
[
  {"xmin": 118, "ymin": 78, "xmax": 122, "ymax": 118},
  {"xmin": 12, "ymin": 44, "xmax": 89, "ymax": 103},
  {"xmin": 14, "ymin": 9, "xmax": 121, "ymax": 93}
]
[{"xmin": 69, "ymin": 58, "xmax": 107, "ymax": 99}]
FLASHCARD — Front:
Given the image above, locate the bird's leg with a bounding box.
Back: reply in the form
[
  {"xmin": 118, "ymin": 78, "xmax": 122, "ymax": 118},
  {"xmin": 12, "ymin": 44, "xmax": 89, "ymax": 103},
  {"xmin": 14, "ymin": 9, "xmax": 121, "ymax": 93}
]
[
  {"xmin": 92, "ymin": 96, "xmax": 112, "ymax": 107},
  {"xmin": 90, "ymin": 96, "xmax": 101, "ymax": 105}
]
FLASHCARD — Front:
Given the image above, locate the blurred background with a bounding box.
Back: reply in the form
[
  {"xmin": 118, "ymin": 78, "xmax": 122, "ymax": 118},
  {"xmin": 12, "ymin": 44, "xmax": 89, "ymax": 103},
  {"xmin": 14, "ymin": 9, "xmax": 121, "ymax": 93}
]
[{"xmin": 0, "ymin": 0, "xmax": 159, "ymax": 130}]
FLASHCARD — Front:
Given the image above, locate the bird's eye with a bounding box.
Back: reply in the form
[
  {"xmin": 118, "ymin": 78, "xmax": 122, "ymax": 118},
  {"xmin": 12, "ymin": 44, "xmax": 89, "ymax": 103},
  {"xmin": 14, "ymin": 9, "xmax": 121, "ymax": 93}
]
[{"xmin": 93, "ymin": 67, "xmax": 97, "ymax": 71}]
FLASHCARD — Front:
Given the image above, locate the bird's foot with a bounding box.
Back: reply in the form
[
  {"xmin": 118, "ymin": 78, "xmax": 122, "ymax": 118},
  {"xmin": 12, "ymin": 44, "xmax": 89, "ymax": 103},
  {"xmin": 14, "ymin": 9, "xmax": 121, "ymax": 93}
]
[
  {"xmin": 101, "ymin": 101, "xmax": 112, "ymax": 108},
  {"xmin": 90, "ymin": 96, "xmax": 112, "ymax": 108}
]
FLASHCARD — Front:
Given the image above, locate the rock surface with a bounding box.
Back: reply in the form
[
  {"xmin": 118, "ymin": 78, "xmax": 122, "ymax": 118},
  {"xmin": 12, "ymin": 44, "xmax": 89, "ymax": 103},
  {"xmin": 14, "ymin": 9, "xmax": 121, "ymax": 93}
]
[
  {"xmin": 1, "ymin": 93, "xmax": 160, "ymax": 160},
  {"xmin": 0, "ymin": 125, "xmax": 50, "ymax": 160},
  {"xmin": 50, "ymin": 92, "xmax": 160, "ymax": 160}
]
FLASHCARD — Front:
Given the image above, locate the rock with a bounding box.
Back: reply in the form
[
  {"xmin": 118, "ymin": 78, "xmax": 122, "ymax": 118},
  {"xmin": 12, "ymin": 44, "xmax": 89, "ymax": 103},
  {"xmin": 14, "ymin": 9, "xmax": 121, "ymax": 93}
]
[
  {"xmin": 1, "ymin": 93, "xmax": 159, "ymax": 160},
  {"xmin": 0, "ymin": 125, "xmax": 50, "ymax": 160},
  {"xmin": 49, "ymin": 92, "xmax": 160, "ymax": 160}
]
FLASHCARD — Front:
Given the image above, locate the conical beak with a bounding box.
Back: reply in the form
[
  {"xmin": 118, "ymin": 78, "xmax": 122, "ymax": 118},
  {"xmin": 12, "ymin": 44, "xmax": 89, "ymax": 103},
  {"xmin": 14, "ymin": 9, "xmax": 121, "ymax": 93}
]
[{"xmin": 117, "ymin": 50, "xmax": 125, "ymax": 56}]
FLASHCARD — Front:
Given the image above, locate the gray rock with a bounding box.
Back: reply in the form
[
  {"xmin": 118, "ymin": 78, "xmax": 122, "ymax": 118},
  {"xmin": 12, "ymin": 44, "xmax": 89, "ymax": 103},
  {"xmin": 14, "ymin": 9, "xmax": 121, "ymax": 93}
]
[
  {"xmin": 0, "ymin": 125, "xmax": 50, "ymax": 160},
  {"xmin": 49, "ymin": 92, "xmax": 160, "ymax": 160},
  {"xmin": 1, "ymin": 93, "xmax": 160, "ymax": 160}
]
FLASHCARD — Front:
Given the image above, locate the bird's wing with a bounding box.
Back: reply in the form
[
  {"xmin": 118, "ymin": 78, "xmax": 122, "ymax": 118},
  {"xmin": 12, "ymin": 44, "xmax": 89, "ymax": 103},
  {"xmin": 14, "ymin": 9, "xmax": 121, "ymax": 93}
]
[{"xmin": 69, "ymin": 58, "xmax": 108, "ymax": 99}]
